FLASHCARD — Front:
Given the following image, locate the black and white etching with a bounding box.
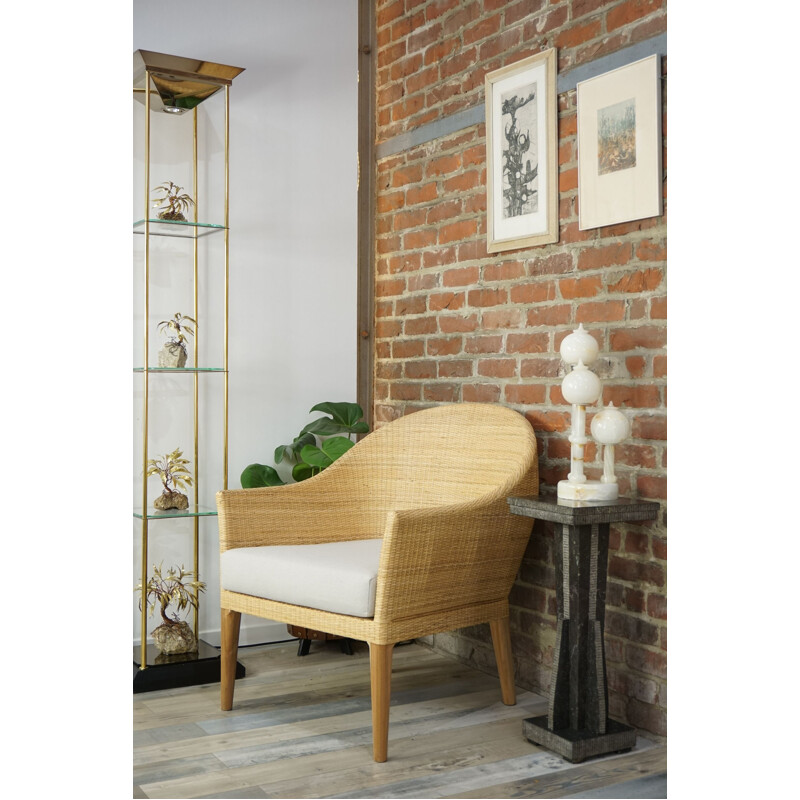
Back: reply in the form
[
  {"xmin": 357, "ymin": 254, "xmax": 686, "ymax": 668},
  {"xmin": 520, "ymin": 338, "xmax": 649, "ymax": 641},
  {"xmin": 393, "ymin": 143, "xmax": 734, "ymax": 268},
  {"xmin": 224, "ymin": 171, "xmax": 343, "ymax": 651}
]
[{"xmin": 501, "ymin": 81, "xmax": 539, "ymax": 219}]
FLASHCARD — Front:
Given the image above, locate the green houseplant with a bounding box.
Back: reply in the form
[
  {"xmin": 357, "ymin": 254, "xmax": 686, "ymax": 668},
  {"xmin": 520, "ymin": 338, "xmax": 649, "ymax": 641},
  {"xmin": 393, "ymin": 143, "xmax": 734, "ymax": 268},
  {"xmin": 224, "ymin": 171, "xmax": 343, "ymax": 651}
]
[
  {"xmin": 241, "ymin": 401, "xmax": 368, "ymax": 488},
  {"xmin": 135, "ymin": 563, "xmax": 206, "ymax": 654}
]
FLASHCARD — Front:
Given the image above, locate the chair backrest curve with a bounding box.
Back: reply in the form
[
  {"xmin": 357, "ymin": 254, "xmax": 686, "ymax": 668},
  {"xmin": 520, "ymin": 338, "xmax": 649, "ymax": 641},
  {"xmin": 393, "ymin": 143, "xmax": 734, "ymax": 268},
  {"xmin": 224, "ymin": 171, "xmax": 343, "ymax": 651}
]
[{"xmin": 318, "ymin": 403, "xmax": 538, "ymax": 514}]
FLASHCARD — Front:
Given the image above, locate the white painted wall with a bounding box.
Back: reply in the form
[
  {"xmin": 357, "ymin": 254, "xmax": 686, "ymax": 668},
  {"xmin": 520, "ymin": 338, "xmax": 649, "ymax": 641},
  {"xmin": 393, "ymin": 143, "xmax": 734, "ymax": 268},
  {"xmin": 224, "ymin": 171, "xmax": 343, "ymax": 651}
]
[{"xmin": 133, "ymin": 0, "xmax": 358, "ymax": 646}]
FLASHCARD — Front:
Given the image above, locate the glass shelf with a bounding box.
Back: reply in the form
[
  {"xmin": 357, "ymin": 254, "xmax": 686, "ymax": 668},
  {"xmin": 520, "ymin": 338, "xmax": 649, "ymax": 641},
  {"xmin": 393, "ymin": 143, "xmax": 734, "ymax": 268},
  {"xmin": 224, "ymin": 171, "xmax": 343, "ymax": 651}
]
[
  {"xmin": 133, "ymin": 219, "xmax": 226, "ymax": 238},
  {"xmin": 133, "ymin": 504, "xmax": 218, "ymax": 520},
  {"xmin": 134, "ymin": 367, "xmax": 226, "ymax": 373}
]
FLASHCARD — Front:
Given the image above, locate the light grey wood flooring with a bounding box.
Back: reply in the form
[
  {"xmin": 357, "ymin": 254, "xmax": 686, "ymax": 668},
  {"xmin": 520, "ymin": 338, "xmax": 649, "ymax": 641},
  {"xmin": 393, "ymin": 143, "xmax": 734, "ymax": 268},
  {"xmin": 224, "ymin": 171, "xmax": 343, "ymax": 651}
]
[{"xmin": 133, "ymin": 640, "xmax": 666, "ymax": 799}]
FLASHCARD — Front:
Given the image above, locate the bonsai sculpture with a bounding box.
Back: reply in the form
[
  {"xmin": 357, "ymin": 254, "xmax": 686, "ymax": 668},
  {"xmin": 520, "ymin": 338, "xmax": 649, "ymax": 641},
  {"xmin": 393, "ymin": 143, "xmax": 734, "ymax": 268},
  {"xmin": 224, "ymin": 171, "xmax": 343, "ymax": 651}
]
[
  {"xmin": 136, "ymin": 563, "xmax": 206, "ymax": 654},
  {"xmin": 241, "ymin": 401, "xmax": 368, "ymax": 487},
  {"xmin": 152, "ymin": 181, "xmax": 195, "ymax": 221},
  {"xmin": 147, "ymin": 448, "xmax": 193, "ymax": 510},
  {"xmin": 157, "ymin": 312, "xmax": 196, "ymax": 368}
]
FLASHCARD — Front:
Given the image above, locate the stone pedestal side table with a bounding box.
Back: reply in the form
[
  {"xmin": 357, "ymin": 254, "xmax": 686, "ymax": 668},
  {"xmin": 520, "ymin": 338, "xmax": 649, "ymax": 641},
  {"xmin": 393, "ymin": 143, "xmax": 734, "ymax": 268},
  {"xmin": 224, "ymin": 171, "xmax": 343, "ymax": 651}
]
[{"xmin": 507, "ymin": 495, "xmax": 660, "ymax": 763}]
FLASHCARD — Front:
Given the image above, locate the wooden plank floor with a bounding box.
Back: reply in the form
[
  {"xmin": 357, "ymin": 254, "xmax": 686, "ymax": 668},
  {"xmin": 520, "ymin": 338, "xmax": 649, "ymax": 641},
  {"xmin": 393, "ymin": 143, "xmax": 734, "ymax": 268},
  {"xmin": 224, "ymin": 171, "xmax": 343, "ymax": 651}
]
[{"xmin": 134, "ymin": 641, "xmax": 666, "ymax": 799}]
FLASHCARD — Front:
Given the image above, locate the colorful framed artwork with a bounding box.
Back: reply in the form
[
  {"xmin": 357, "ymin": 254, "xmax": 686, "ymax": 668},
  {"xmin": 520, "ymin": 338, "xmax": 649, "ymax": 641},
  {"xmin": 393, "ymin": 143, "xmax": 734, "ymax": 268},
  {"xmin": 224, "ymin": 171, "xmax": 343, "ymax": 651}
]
[
  {"xmin": 577, "ymin": 54, "xmax": 663, "ymax": 230},
  {"xmin": 485, "ymin": 48, "xmax": 558, "ymax": 253}
]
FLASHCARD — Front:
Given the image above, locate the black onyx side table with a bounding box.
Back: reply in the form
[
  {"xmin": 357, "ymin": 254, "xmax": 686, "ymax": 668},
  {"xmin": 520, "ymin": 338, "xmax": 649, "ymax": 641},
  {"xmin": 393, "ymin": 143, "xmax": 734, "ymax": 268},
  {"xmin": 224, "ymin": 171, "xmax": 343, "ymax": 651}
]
[{"xmin": 507, "ymin": 495, "xmax": 659, "ymax": 763}]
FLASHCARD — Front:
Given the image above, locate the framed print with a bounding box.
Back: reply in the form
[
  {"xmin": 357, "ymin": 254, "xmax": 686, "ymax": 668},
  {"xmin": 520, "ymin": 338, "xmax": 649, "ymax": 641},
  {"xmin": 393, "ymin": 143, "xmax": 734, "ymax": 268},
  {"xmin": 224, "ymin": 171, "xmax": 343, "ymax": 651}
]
[
  {"xmin": 485, "ymin": 48, "xmax": 558, "ymax": 253},
  {"xmin": 577, "ymin": 54, "xmax": 662, "ymax": 230}
]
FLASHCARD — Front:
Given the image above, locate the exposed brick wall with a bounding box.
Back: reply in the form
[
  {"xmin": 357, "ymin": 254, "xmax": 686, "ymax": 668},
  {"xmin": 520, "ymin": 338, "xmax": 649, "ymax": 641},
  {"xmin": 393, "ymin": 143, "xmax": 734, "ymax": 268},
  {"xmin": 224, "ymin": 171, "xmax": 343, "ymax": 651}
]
[{"xmin": 373, "ymin": 0, "xmax": 667, "ymax": 737}]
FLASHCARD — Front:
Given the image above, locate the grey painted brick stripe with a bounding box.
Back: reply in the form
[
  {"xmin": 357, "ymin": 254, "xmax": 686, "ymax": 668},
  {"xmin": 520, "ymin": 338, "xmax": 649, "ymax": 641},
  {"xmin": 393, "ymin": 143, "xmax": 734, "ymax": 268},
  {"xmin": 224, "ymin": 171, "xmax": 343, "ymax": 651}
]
[{"xmin": 376, "ymin": 32, "xmax": 667, "ymax": 160}]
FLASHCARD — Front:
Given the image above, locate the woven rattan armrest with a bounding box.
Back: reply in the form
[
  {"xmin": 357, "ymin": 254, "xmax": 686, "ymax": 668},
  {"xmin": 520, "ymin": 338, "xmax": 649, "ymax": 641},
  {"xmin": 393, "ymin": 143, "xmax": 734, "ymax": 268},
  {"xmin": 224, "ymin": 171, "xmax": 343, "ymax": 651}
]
[
  {"xmin": 373, "ymin": 498, "xmax": 531, "ymax": 623},
  {"xmin": 216, "ymin": 474, "xmax": 378, "ymax": 549}
]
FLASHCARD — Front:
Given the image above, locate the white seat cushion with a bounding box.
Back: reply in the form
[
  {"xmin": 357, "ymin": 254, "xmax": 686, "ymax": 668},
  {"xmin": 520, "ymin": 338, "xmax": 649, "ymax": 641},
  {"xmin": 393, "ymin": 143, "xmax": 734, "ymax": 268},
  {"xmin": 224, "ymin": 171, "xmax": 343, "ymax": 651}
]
[{"xmin": 220, "ymin": 538, "xmax": 383, "ymax": 618}]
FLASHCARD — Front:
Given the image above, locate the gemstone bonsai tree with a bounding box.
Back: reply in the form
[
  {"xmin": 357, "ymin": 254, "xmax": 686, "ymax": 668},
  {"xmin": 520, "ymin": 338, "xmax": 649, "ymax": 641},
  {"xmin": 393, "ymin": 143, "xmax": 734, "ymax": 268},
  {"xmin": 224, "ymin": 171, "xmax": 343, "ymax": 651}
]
[
  {"xmin": 136, "ymin": 563, "xmax": 206, "ymax": 654},
  {"xmin": 151, "ymin": 180, "xmax": 195, "ymax": 221},
  {"xmin": 147, "ymin": 448, "xmax": 193, "ymax": 510},
  {"xmin": 241, "ymin": 402, "xmax": 369, "ymax": 488},
  {"xmin": 157, "ymin": 312, "xmax": 196, "ymax": 368}
]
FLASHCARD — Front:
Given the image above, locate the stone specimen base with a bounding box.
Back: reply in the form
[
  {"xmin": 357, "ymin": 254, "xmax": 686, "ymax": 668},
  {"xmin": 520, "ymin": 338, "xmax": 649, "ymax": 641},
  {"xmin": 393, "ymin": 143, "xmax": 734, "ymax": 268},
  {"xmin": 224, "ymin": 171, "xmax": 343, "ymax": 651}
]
[{"xmin": 523, "ymin": 715, "xmax": 636, "ymax": 763}]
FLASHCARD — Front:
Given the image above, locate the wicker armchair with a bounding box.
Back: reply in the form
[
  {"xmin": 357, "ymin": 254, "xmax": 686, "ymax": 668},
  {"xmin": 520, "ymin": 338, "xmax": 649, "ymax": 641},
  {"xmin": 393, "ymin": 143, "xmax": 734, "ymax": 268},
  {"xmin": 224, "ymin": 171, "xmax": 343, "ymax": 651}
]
[{"xmin": 216, "ymin": 402, "xmax": 539, "ymax": 762}]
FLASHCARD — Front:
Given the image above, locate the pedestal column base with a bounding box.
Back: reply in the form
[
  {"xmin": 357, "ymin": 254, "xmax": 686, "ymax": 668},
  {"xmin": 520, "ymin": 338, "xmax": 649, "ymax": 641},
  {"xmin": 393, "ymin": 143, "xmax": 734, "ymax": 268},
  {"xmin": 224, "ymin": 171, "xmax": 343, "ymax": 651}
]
[{"xmin": 523, "ymin": 715, "xmax": 636, "ymax": 763}]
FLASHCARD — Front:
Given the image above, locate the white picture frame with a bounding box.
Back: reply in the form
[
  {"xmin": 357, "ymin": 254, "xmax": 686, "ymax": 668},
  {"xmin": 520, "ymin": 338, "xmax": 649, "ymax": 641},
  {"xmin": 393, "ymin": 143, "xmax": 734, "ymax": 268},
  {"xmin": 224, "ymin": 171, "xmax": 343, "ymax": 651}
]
[
  {"xmin": 577, "ymin": 54, "xmax": 663, "ymax": 230},
  {"xmin": 485, "ymin": 48, "xmax": 558, "ymax": 253}
]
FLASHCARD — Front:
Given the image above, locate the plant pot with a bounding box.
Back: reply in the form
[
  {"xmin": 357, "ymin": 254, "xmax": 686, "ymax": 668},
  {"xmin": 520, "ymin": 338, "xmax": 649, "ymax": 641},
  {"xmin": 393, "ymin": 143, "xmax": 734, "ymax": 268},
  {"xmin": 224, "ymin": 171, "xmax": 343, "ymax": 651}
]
[
  {"xmin": 154, "ymin": 490, "xmax": 189, "ymax": 511},
  {"xmin": 157, "ymin": 211, "xmax": 187, "ymax": 222},
  {"xmin": 158, "ymin": 342, "xmax": 187, "ymax": 368},
  {"xmin": 152, "ymin": 621, "xmax": 198, "ymax": 654}
]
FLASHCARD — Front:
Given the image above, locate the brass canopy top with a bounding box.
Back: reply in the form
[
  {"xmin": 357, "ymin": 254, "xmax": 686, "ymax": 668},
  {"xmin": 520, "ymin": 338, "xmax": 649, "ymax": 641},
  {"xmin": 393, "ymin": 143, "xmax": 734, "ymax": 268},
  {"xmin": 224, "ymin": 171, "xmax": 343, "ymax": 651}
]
[{"xmin": 133, "ymin": 49, "xmax": 245, "ymax": 114}]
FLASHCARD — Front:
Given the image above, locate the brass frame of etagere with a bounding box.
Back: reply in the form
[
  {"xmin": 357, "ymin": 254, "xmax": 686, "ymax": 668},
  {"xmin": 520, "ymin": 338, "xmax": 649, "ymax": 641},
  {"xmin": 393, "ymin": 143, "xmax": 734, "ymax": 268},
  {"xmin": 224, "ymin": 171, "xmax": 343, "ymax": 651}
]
[{"xmin": 133, "ymin": 51, "xmax": 243, "ymax": 685}]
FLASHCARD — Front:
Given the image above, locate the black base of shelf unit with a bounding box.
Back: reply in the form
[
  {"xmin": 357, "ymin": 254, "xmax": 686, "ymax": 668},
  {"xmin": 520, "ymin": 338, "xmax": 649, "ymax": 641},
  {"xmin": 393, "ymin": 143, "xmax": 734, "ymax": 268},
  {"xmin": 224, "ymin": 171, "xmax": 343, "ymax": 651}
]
[{"xmin": 133, "ymin": 639, "xmax": 245, "ymax": 694}]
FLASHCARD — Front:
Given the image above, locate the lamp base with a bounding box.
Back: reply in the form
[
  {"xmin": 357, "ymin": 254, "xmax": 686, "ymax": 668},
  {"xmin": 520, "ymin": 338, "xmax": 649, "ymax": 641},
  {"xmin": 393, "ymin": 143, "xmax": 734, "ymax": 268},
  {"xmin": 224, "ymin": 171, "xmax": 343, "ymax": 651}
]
[{"xmin": 557, "ymin": 479, "xmax": 618, "ymax": 502}]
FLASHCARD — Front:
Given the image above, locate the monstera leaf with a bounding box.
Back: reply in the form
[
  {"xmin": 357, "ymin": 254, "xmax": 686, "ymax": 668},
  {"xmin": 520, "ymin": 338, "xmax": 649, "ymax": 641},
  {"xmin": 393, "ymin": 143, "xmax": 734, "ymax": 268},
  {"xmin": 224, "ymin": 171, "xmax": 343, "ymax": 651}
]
[{"xmin": 240, "ymin": 463, "xmax": 285, "ymax": 488}]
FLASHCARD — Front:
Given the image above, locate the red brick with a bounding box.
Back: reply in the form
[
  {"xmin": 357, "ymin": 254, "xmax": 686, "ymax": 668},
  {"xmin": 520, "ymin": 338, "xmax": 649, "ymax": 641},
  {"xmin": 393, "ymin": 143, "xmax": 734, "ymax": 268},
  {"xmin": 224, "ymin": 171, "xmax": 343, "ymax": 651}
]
[
  {"xmin": 427, "ymin": 336, "xmax": 462, "ymax": 356},
  {"xmin": 390, "ymin": 382, "xmax": 421, "ymax": 401},
  {"xmin": 465, "ymin": 334, "xmax": 503, "ymax": 354},
  {"xmin": 647, "ymin": 593, "xmax": 667, "ymax": 620},
  {"xmin": 404, "ymin": 360, "xmax": 437, "ymax": 380},
  {"xmin": 463, "ymin": 383, "xmax": 501, "ymax": 402},
  {"xmin": 556, "ymin": 19, "xmax": 602, "ymax": 49},
  {"xmin": 424, "ymin": 383, "xmax": 460, "ymax": 402},
  {"xmin": 653, "ymin": 355, "xmax": 666, "ymax": 378},
  {"xmin": 577, "ymin": 300, "xmax": 626, "ymax": 323},
  {"xmin": 375, "ymin": 320, "xmax": 401, "ymax": 339},
  {"xmin": 610, "ymin": 326, "xmax": 667, "ymax": 351},
  {"xmin": 603, "ymin": 384, "xmax": 660, "ymax": 408},
  {"xmin": 483, "ymin": 260, "xmax": 525, "ymax": 282},
  {"xmin": 530, "ymin": 252, "xmax": 574, "ymax": 276},
  {"xmin": 404, "ymin": 228, "xmax": 438, "ymax": 249},
  {"xmin": 521, "ymin": 357, "xmax": 561, "ymax": 378},
  {"xmin": 439, "ymin": 219, "xmax": 479, "ymax": 244},
  {"xmin": 632, "ymin": 414, "xmax": 666, "ymax": 441},
  {"xmin": 429, "ymin": 291, "xmax": 465, "ymax": 312},
  {"xmin": 559, "ymin": 276, "xmax": 603, "ymax": 299},
  {"xmin": 463, "ymin": 14, "xmax": 502, "ymax": 46},
  {"xmin": 443, "ymin": 169, "xmax": 481, "ymax": 193},
  {"xmin": 578, "ymin": 242, "xmax": 633, "ymax": 271},
  {"xmin": 443, "ymin": 266, "xmax": 479, "ymax": 286},
  {"xmin": 392, "ymin": 339, "xmax": 424, "ymax": 359},
  {"xmin": 427, "ymin": 199, "xmax": 462, "ymax": 224},
  {"xmin": 636, "ymin": 239, "xmax": 667, "ymax": 262},
  {"xmin": 377, "ymin": 0, "xmax": 405, "ymax": 28},
  {"xmin": 407, "ymin": 182, "xmax": 439, "ymax": 205},
  {"xmin": 625, "ymin": 643, "xmax": 667, "ymax": 679},
  {"xmin": 468, "ymin": 288, "xmax": 507, "ymax": 308},
  {"xmin": 505, "ymin": 384, "xmax": 547, "ymax": 405},
  {"xmin": 393, "ymin": 208, "xmax": 428, "ymax": 231},
  {"xmin": 637, "ymin": 474, "xmax": 667, "ymax": 500},
  {"xmin": 527, "ymin": 305, "xmax": 571, "ymax": 327},
  {"xmin": 427, "ymin": 153, "xmax": 461, "ymax": 177},
  {"xmin": 608, "ymin": 268, "xmax": 664, "ymax": 293},
  {"xmin": 625, "ymin": 356, "xmax": 646, "ymax": 378},
  {"xmin": 506, "ymin": 333, "xmax": 549, "ymax": 354},
  {"xmin": 391, "ymin": 164, "xmax": 424, "ymax": 188},
  {"xmin": 607, "ymin": 0, "xmax": 663, "ymax": 32},
  {"xmin": 404, "ymin": 316, "xmax": 437, "ymax": 335},
  {"xmin": 478, "ymin": 358, "xmax": 517, "ymax": 378},
  {"xmin": 483, "ymin": 309, "xmax": 525, "ymax": 329},
  {"xmin": 406, "ymin": 64, "xmax": 439, "ymax": 95},
  {"xmin": 615, "ymin": 443, "xmax": 657, "ymax": 469},
  {"xmin": 407, "ymin": 273, "xmax": 439, "ymax": 292},
  {"xmin": 376, "ymin": 278, "xmax": 406, "ymax": 297},
  {"xmin": 559, "ymin": 167, "xmax": 578, "ymax": 192},
  {"xmin": 438, "ymin": 360, "xmax": 473, "ymax": 378},
  {"xmin": 651, "ymin": 296, "xmax": 667, "ymax": 319},
  {"xmin": 510, "ymin": 281, "xmax": 557, "ymax": 304},
  {"xmin": 439, "ymin": 314, "xmax": 479, "ymax": 333},
  {"xmin": 378, "ymin": 190, "xmax": 404, "ymax": 213}
]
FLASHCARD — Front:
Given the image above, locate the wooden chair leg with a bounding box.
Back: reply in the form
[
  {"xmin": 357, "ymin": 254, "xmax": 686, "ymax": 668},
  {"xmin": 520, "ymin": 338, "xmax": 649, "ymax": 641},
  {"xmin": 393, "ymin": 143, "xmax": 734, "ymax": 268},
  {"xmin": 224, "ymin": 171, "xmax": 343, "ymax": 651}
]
[
  {"xmin": 489, "ymin": 617, "xmax": 516, "ymax": 706},
  {"xmin": 220, "ymin": 608, "xmax": 241, "ymax": 711},
  {"xmin": 369, "ymin": 642, "xmax": 394, "ymax": 763}
]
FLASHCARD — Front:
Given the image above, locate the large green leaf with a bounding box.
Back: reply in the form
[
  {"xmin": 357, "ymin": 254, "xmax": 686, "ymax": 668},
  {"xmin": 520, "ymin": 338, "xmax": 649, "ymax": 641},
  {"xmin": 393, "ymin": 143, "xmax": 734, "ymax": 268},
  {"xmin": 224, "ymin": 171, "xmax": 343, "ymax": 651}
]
[
  {"xmin": 291, "ymin": 461, "xmax": 318, "ymax": 482},
  {"xmin": 274, "ymin": 432, "xmax": 315, "ymax": 464},
  {"xmin": 299, "ymin": 444, "xmax": 334, "ymax": 470},
  {"xmin": 309, "ymin": 402, "xmax": 364, "ymax": 427},
  {"xmin": 321, "ymin": 436, "xmax": 355, "ymax": 461},
  {"xmin": 240, "ymin": 463, "xmax": 285, "ymax": 488}
]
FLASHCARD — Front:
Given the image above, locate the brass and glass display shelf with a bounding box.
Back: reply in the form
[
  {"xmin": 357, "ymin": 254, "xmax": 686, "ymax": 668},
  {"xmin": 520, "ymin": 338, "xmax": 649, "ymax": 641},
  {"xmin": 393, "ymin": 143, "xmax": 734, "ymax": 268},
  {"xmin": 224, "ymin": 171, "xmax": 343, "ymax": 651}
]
[{"xmin": 133, "ymin": 50, "xmax": 244, "ymax": 693}]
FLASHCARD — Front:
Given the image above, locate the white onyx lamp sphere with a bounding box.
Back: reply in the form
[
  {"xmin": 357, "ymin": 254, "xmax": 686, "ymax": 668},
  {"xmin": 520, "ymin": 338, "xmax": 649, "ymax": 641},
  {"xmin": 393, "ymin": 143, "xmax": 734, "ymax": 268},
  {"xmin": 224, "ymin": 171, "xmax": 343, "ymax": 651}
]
[
  {"xmin": 562, "ymin": 361, "xmax": 601, "ymax": 405},
  {"xmin": 590, "ymin": 402, "xmax": 631, "ymax": 444},
  {"xmin": 560, "ymin": 323, "xmax": 599, "ymax": 366}
]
